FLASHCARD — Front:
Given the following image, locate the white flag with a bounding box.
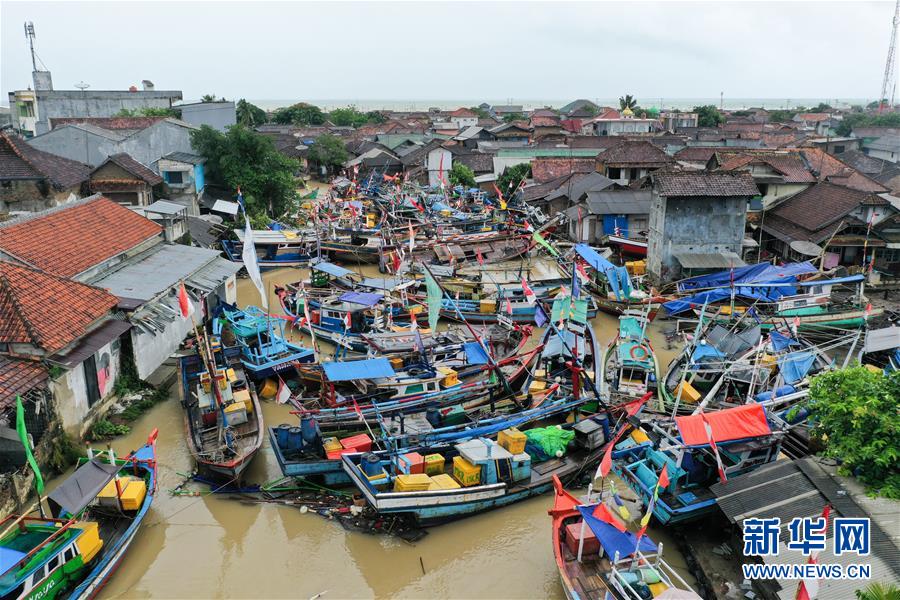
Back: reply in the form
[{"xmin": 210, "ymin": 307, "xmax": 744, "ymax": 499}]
[{"xmin": 241, "ymin": 214, "xmax": 268, "ymax": 310}]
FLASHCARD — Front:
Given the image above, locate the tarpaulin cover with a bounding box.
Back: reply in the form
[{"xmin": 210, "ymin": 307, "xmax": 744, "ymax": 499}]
[
  {"xmin": 0, "ymin": 547, "xmax": 27, "ymax": 575},
  {"xmin": 525, "ymin": 426, "xmax": 575, "ymax": 457},
  {"xmin": 769, "ymin": 331, "xmax": 800, "ymax": 352},
  {"xmin": 691, "ymin": 343, "xmax": 725, "ymax": 364},
  {"xmin": 676, "ymin": 262, "xmax": 817, "ymax": 292},
  {"xmin": 675, "ymin": 404, "xmax": 771, "ymax": 447},
  {"xmin": 575, "ymin": 243, "xmax": 617, "ymax": 274},
  {"xmin": 663, "ymin": 287, "xmax": 785, "ymax": 315},
  {"xmin": 576, "ymin": 505, "xmax": 658, "ymax": 558},
  {"xmin": 339, "ymin": 291, "xmax": 383, "ymax": 307},
  {"xmin": 551, "ymin": 297, "xmax": 588, "ymax": 324},
  {"xmin": 796, "ymin": 275, "xmax": 864, "ymax": 287},
  {"xmin": 778, "ymin": 351, "xmax": 817, "ymax": 385},
  {"xmin": 322, "ymin": 358, "xmax": 396, "ymax": 381},
  {"xmin": 48, "ymin": 458, "xmax": 122, "ymax": 517},
  {"xmin": 312, "ymin": 261, "xmax": 354, "ymax": 278},
  {"xmin": 463, "ymin": 341, "xmax": 490, "ymax": 365}
]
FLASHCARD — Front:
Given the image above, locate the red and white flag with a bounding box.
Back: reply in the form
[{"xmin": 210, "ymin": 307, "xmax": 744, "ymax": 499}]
[
  {"xmin": 521, "ymin": 277, "xmax": 536, "ymax": 305},
  {"xmin": 178, "ymin": 283, "xmax": 194, "ymax": 319},
  {"xmin": 344, "ymin": 311, "xmax": 353, "ymax": 331},
  {"xmin": 701, "ymin": 410, "xmax": 728, "ymax": 483},
  {"xmin": 506, "ymin": 297, "xmax": 514, "ymax": 315},
  {"xmin": 595, "ymin": 394, "xmax": 649, "ymax": 480},
  {"xmin": 476, "ymin": 250, "xmax": 484, "ymax": 266},
  {"xmin": 576, "ymin": 261, "xmax": 590, "ymax": 282},
  {"xmin": 276, "ymin": 378, "xmax": 291, "ymax": 405},
  {"xmin": 409, "ymin": 311, "xmax": 418, "ymax": 331},
  {"xmin": 864, "ymin": 303, "xmax": 873, "ymax": 320},
  {"xmin": 796, "ymin": 505, "xmax": 831, "ymax": 600}
]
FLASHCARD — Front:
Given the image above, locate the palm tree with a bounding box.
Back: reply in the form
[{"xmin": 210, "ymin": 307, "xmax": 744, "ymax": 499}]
[
  {"xmin": 619, "ymin": 94, "xmax": 638, "ymax": 110},
  {"xmin": 856, "ymin": 582, "xmax": 900, "ymax": 600}
]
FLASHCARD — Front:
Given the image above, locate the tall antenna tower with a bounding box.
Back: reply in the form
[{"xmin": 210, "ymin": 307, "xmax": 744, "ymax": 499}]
[
  {"xmin": 24, "ymin": 21, "xmax": 37, "ymax": 71},
  {"xmin": 879, "ymin": 0, "xmax": 899, "ymax": 112}
]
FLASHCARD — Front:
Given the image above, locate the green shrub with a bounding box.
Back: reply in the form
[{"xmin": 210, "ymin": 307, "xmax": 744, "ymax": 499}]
[{"xmin": 90, "ymin": 419, "xmax": 131, "ymax": 441}]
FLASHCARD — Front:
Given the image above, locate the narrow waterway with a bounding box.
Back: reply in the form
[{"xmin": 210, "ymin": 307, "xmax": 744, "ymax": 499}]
[{"xmin": 79, "ymin": 264, "xmax": 694, "ymax": 599}]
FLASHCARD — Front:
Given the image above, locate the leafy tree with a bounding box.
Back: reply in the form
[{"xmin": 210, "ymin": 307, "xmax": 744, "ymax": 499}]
[
  {"xmin": 365, "ymin": 110, "xmax": 387, "ymax": 124},
  {"xmin": 329, "ymin": 106, "xmax": 369, "ymax": 128},
  {"xmin": 836, "ymin": 112, "xmax": 900, "ymax": 136},
  {"xmin": 768, "ymin": 109, "xmax": 797, "ymax": 123},
  {"xmin": 469, "ymin": 106, "xmax": 490, "ymax": 119},
  {"xmin": 731, "ymin": 110, "xmax": 752, "ymax": 117},
  {"xmin": 809, "ymin": 102, "xmax": 833, "ymax": 113},
  {"xmin": 114, "ymin": 107, "xmax": 178, "ymax": 118},
  {"xmin": 201, "ymin": 94, "xmax": 218, "ymax": 103},
  {"xmin": 867, "ymin": 100, "xmax": 885, "ymax": 110},
  {"xmin": 502, "ymin": 113, "xmax": 525, "ymax": 123},
  {"xmin": 619, "ymin": 94, "xmax": 638, "ymax": 110},
  {"xmin": 497, "ymin": 163, "xmax": 531, "ymax": 194},
  {"xmin": 306, "ymin": 134, "xmax": 348, "ymax": 176},
  {"xmin": 272, "ymin": 102, "xmax": 326, "ymax": 126},
  {"xmin": 808, "ymin": 366, "xmax": 900, "ymax": 499},
  {"xmin": 448, "ymin": 163, "xmax": 476, "ymax": 188},
  {"xmin": 692, "ymin": 105, "xmax": 724, "ymax": 127},
  {"xmin": 856, "ymin": 582, "xmax": 900, "ymax": 600},
  {"xmin": 236, "ymin": 99, "xmax": 267, "ymax": 127},
  {"xmin": 189, "ymin": 125, "xmax": 299, "ymax": 218}
]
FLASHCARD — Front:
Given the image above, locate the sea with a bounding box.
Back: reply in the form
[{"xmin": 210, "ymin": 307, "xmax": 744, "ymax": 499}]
[{"xmin": 248, "ymin": 97, "xmax": 871, "ymax": 112}]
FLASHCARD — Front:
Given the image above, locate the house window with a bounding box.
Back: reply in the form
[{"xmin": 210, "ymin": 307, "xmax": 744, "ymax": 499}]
[
  {"xmin": 630, "ymin": 168, "xmax": 639, "ymax": 180},
  {"xmin": 164, "ymin": 171, "xmax": 184, "ymax": 184},
  {"xmin": 607, "ymin": 167, "xmax": 621, "ymax": 179},
  {"xmin": 833, "ymin": 145, "xmax": 845, "ymax": 154},
  {"xmin": 19, "ymin": 102, "xmax": 34, "ymax": 117}
]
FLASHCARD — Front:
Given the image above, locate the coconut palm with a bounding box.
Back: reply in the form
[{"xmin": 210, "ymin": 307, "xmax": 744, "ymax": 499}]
[
  {"xmin": 619, "ymin": 94, "xmax": 638, "ymax": 110},
  {"xmin": 856, "ymin": 582, "xmax": 900, "ymax": 600}
]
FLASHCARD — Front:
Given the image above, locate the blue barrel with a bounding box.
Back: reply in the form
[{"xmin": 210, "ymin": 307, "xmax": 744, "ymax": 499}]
[
  {"xmin": 300, "ymin": 417, "xmax": 320, "ymax": 446},
  {"xmin": 276, "ymin": 423, "xmax": 291, "ymax": 448},
  {"xmin": 287, "ymin": 427, "xmax": 303, "ymax": 450},
  {"xmin": 361, "ymin": 453, "xmax": 382, "ymax": 477},
  {"xmin": 595, "ymin": 414, "xmax": 610, "ymax": 442}
]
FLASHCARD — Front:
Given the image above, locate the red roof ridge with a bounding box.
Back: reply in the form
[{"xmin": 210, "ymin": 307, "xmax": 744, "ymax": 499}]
[{"xmin": 0, "ymin": 272, "xmax": 42, "ymax": 347}]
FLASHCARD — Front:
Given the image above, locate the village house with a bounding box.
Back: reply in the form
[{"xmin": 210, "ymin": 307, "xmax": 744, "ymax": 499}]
[
  {"xmin": 0, "ymin": 130, "xmax": 91, "ymax": 214},
  {"xmin": 487, "ymin": 122, "xmax": 531, "ymax": 146},
  {"xmin": 647, "ymin": 171, "xmax": 759, "ymax": 282},
  {"xmin": 559, "ymin": 99, "xmax": 600, "ymax": 117},
  {"xmin": 565, "ymin": 184, "xmax": 651, "ymax": 245},
  {"xmin": 448, "ymin": 108, "xmax": 478, "ymax": 130},
  {"xmin": 759, "ymin": 182, "xmax": 899, "ymax": 272},
  {"xmin": 595, "ymin": 140, "xmax": 675, "ymax": 186},
  {"xmin": 660, "ymin": 111, "xmax": 699, "ymax": 131},
  {"xmin": 88, "ymin": 152, "xmax": 162, "ymax": 207},
  {"xmin": 791, "ymin": 112, "xmax": 833, "ymax": 132},
  {"xmin": 26, "ymin": 116, "xmax": 197, "ymax": 171},
  {"xmin": 707, "ymin": 150, "xmax": 815, "ymax": 209},
  {"xmin": 852, "ymin": 126, "xmax": 900, "ymax": 163},
  {"xmin": 838, "ymin": 150, "xmax": 900, "ymax": 195},
  {"xmin": 153, "ymin": 151, "xmax": 207, "ymax": 215},
  {"xmin": 453, "ymin": 126, "xmax": 495, "ymax": 150},
  {"xmin": 590, "ymin": 108, "xmax": 659, "ymax": 136},
  {"xmin": 0, "ymin": 195, "xmax": 240, "ymax": 382}
]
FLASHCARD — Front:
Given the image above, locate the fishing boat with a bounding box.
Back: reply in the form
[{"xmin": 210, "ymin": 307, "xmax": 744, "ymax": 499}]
[
  {"xmin": 0, "ymin": 431, "xmax": 157, "ymax": 600},
  {"xmin": 218, "ymin": 304, "xmax": 269, "ymax": 340},
  {"xmin": 612, "ymin": 404, "xmax": 785, "ymax": 525},
  {"xmin": 549, "ymin": 475, "xmax": 701, "ymax": 600},
  {"xmin": 236, "ymin": 317, "xmax": 316, "ymax": 380},
  {"xmin": 221, "ymin": 228, "xmax": 316, "ymax": 269},
  {"xmin": 571, "ymin": 244, "xmax": 664, "ymax": 320},
  {"xmin": 603, "ymin": 233, "xmax": 648, "ymax": 257},
  {"xmin": 179, "ymin": 344, "xmax": 263, "ymax": 482},
  {"xmin": 601, "ymin": 312, "xmax": 661, "ymax": 402}
]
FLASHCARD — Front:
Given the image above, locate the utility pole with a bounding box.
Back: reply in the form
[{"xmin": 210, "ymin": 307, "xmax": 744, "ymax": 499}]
[
  {"xmin": 24, "ymin": 22, "xmax": 37, "ymax": 71},
  {"xmin": 720, "ymin": 91, "xmax": 724, "ymax": 111},
  {"xmin": 879, "ymin": 0, "xmax": 899, "ymax": 112}
]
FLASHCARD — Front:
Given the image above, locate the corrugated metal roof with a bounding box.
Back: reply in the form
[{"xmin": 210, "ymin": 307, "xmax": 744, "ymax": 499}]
[
  {"xmin": 48, "ymin": 318, "xmax": 132, "ymax": 368},
  {"xmin": 186, "ymin": 257, "xmax": 240, "ymax": 293},
  {"xmin": 144, "ymin": 200, "xmax": 187, "ymax": 215},
  {"xmin": 90, "ymin": 244, "xmax": 222, "ymax": 301}
]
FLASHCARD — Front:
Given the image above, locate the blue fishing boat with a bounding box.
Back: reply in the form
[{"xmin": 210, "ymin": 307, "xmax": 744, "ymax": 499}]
[
  {"xmin": 237, "ymin": 317, "xmax": 316, "ymax": 379},
  {"xmin": 0, "ymin": 431, "xmax": 157, "ymax": 600},
  {"xmin": 216, "ymin": 304, "xmax": 269, "ymax": 339},
  {"xmin": 612, "ymin": 404, "xmax": 785, "ymax": 525},
  {"xmin": 221, "ymin": 228, "xmax": 316, "ymax": 269},
  {"xmin": 601, "ymin": 312, "xmax": 661, "ymax": 401}
]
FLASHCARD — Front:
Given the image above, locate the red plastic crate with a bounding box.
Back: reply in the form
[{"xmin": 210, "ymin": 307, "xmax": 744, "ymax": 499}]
[
  {"xmin": 399, "ymin": 452, "xmax": 425, "ymax": 474},
  {"xmin": 565, "ymin": 522, "xmax": 600, "ymax": 556},
  {"xmin": 340, "ymin": 433, "xmax": 372, "ymax": 452}
]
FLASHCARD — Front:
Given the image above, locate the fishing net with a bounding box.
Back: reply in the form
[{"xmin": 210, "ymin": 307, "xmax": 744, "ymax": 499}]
[{"xmin": 524, "ymin": 426, "xmax": 575, "ymax": 458}]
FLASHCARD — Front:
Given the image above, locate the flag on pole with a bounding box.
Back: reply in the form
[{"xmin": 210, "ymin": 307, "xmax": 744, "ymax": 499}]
[
  {"xmin": 344, "ymin": 311, "xmax": 352, "ymax": 331},
  {"xmin": 423, "ymin": 270, "xmax": 442, "ymax": 331},
  {"xmin": 534, "ymin": 303, "xmax": 548, "ymax": 327},
  {"xmin": 276, "ymin": 378, "xmax": 291, "ymax": 404},
  {"xmin": 476, "ymin": 250, "xmax": 484, "ymax": 266},
  {"xmin": 595, "ymin": 395, "xmax": 649, "ymax": 480},
  {"xmin": 505, "ymin": 297, "xmax": 514, "ymax": 315},
  {"xmin": 409, "ymin": 310, "xmax": 418, "ymax": 330},
  {"xmin": 636, "ymin": 464, "xmax": 669, "ymax": 541},
  {"xmin": 178, "ymin": 282, "xmax": 194, "ymax": 319},
  {"xmin": 796, "ymin": 505, "xmax": 831, "ymax": 600},
  {"xmin": 241, "ymin": 212, "xmax": 268, "ymax": 310},
  {"xmin": 16, "ymin": 397, "xmax": 44, "ymax": 496},
  {"xmin": 576, "ymin": 261, "xmax": 590, "ymax": 283},
  {"xmin": 572, "ymin": 268, "xmax": 581, "ymax": 300},
  {"xmin": 521, "ymin": 277, "xmax": 536, "ymax": 305},
  {"xmin": 701, "ymin": 410, "xmax": 728, "ymax": 483},
  {"xmin": 391, "ymin": 251, "xmax": 401, "ymax": 274},
  {"xmin": 532, "ymin": 231, "xmax": 560, "ymax": 257}
]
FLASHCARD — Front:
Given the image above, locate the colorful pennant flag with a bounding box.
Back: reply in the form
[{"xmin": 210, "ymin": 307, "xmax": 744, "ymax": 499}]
[
  {"xmin": 521, "ymin": 277, "xmax": 536, "ymax": 305},
  {"xmin": 532, "ymin": 231, "xmax": 559, "ymax": 257},
  {"xmin": 16, "ymin": 397, "xmax": 44, "ymax": 496},
  {"xmin": 178, "ymin": 282, "xmax": 194, "ymax": 319},
  {"xmin": 424, "ymin": 270, "xmax": 442, "ymax": 331}
]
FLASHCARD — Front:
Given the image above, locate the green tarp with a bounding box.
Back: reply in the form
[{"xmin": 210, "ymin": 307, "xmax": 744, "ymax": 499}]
[
  {"xmin": 551, "ymin": 297, "xmax": 588, "ymax": 324},
  {"xmin": 525, "ymin": 426, "xmax": 575, "ymax": 458}
]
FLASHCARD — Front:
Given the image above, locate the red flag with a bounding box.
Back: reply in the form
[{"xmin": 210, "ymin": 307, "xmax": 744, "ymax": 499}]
[
  {"xmin": 576, "ymin": 261, "xmax": 590, "ymax": 282},
  {"xmin": 352, "ymin": 398, "xmax": 364, "ymax": 419},
  {"xmin": 521, "ymin": 277, "xmax": 536, "ymax": 305},
  {"xmin": 476, "ymin": 250, "xmax": 484, "ymax": 266},
  {"xmin": 864, "ymin": 303, "xmax": 872, "ymax": 319},
  {"xmin": 591, "ymin": 503, "xmax": 627, "ymax": 532},
  {"xmin": 506, "ymin": 297, "xmax": 513, "ymax": 315},
  {"xmin": 657, "ymin": 463, "xmax": 670, "ymax": 490},
  {"xmin": 391, "ymin": 251, "xmax": 401, "ymax": 274},
  {"xmin": 796, "ymin": 505, "xmax": 831, "ymax": 600},
  {"xmin": 178, "ymin": 283, "xmax": 194, "ymax": 319},
  {"xmin": 344, "ymin": 311, "xmax": 352, "ymax": 331},
  {"xmin": 409, "ymin": 311, "xmax": 418, "ymax": 330}
]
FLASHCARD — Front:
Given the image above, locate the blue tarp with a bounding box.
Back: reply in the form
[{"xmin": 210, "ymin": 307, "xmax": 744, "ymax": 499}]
[
  {"xmin": 0, "ymin": 546, "xmax": 27, "ymax": 575},
  {"xmin": 769, "ymin": 331, "xmax": 800, "ymax": 352},
  {"xmin": 575, "ymin": 244, "xmax": 632, "ymax": 301},
  {"xmin": 322, "ymin": 358, "xmax": 396, "ymax": 381},
  {"xmin": 576, "ymin": 505, "xmax": 657, "ymax": 558},
  {"xmin": 797, "ymin": 275, "xmax": 865, "ymax": 287},
  {"xmin": 676, "ymin": 262, "xmax": 817, "ymax": 292},
  {"xmin": 575, "ymin": 244, "xmax": 617, "ymax": 274},
  {"xmin": 691, "ymin": 343, "xmax": 725, "ymax": 364},
  {"xmin": 663, "ymin": 287, "xmax": 786, "ymax": 315},
  {"xmin": 463, "ymin": 341, "xmax": 490, "ymax": 365},
  {"xmin": 313, "ymin": 261, "xmax": 354, "ymax": 278},
  {"xmin": 339, "ymin": 291, "xmax": 383, "ymax": 307},
  {"xmin": 778, "ymin": 351, "xmax": 817, "ymax": 385}
]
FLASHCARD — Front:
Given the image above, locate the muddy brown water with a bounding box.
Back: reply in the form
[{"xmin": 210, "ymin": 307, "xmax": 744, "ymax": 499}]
[{"xmin": 67, "ymin": 264, "xmax": 695, "ymax": 599}]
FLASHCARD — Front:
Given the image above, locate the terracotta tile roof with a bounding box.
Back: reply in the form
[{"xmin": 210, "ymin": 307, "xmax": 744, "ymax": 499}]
[
  {"xmin": 794, "ymin": 113, "xmax": 831, "ymax": 122},
  {"xmin": 596, "ymin": 141, "xmax": 675, "ymax": 167},
  {"xmin": 50, "ymin": 116, "xmax": 166, "ymax": 131},
  {"xmin": 674, "ymin": 147, "xmax": 730, "ymax": 162},
  {"xmin": 531, "ymin": 116, "xmax": 562, "ymax": 128},
  {"xmin": 0, "ymin": 261, "xmax": 117, "ymax": 354},
  {"xmin": 0, "ymin": 196, "xmax": 162, "ymax": 278},
  {"xmin": 714, "ymin": 151, "xmax": 816, "ymax": 183},
  {"xmin": 596, "ymin": 108, "xmax": 621, "ymax": 120},
  {"xmin": 653, "ymin": 171, "xmax": 759, "ymax": 197},
  {"xmin": 531, "ymin": 157, "xmax": 596, "ymax": 184},
  {"xmin": 96, "ymin": 153, "xmax": 163, "ymax": 186},
  {"xmin": 450, "ymin": 108, "xmax": 478, "ymax": 118},
  {"xmin": 0, "ymin": 355, "xmax": 47, "ymax": 410},
  {"xmin": 766, "ymin": 182, "xmax": 888, "ymax": 243},
  {"xmin": 0, "ymin": 131, "xmax": 92, "ymax": 190},
  {"xmin": 793, "ymin": 148, "xmax": 889, "ymax": 193}
]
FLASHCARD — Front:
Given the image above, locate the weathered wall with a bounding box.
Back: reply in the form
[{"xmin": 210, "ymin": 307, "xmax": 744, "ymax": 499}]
[
  {"xmin": 32, "ymin": 90, "xmax": 182, "ymax": 135},
  {"xmin": 131, "ymin": 296, "xmax": 199, "ymax": 380},
  {"xmin": 179, "ymin": 102, "xmax": 236, "ymax": 132},
  {"xmin": 0, "ymin": 181, "xmax": 80, "ymax": 213},
  {"xmin": 27, "ymin": 127, "xmax": 113, "ymax": 165},
  {"xmin": 50, "ymin": 337, "xmax": 122, "ymax": 438}
]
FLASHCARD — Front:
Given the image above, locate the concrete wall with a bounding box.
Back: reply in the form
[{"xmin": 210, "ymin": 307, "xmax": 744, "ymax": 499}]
[
  {"xmin": 0, "ymin": 181, "xmax": 80, "ymax": 214},
  {"xmin": 132, "ymin": 296, "xmax": 198, "ymax": 380},
  {"xmin": 178, "ymin": 102, "xmax": 236, "ymax": 132},
  {"xmin": 427, "ymin": 148, "xmax": 453, "ymax": 187},
  {"xmin": 30, "ymin": 89, "xmax": 182, "ymax": 135},
  {"xmin": 648, "ymin": 193, "xmax": 748, "ymax": 282},
  {"xmin": 27, "ymin": 126, "xmax": 113, "ymax": 165},
  {"xmin": 50, "ymin": 337, "xmax": 122, "ymax": 438}
]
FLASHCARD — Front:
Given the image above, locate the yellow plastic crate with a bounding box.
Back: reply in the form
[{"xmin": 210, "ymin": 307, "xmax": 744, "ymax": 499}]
[
  {"xmin": 437, "ymin": 367, "xmax": 459, "ymax": 387},
  {"xmin": 233, "ymin": 388, "xmax": 252, "ymax": 413},
  {"xmin": 428, "ymin": 473, "xmax": 461, "ymax": 490},
  {"xmin": 452, "ymin": 456, "xmax": 482, "ymax": 487},
  {"xmin": 424, "ymin": 454, "xmax": 444, "ymax": 475},
  {"xmin": 498, "ymin": 428, "xmax": 527, "ymax": 455},
  {"xmin": 323, "ymin": 437, "xmax": 343, "ymax": 452},
  {"xmin": 393, "ymin": 473, "xmax": 432, "ymax": 492},
  {"xmin": 74, "ymin": 521, "xmax": 103, "ymax": 563},
  {"xmin": 480, "ymin": 299, "xmax": 496, "ymax": 314},
  {"xmin": 674, "ymin": 380, "xmax": 701, "ymax": 403},
  {"xmin": 630, "ymin": 429, "xmax": 650, "ymax": 444},
  {"xmin": 118, "ymin": 478, "xmax": 147, "ymax": 511}
]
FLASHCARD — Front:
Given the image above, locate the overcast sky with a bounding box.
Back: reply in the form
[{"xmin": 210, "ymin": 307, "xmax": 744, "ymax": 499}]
[{"xmin": 1, "ymin": 1, "xmax": 895, "ymax": 107}]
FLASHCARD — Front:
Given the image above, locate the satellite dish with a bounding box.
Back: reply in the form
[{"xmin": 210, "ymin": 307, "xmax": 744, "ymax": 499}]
[{"xmin": 74, "ymin": 81, "xmax": 90, "ymax": 91}]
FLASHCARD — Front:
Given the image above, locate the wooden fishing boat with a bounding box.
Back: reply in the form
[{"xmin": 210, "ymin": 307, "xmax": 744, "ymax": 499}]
[
  {"xmin": 236, "ymin": 318, "xmax": 316, "ymax": 380},
  {"xmin": 603, "ymin": 233, "xmax": 648, "ymax": 257},
  {"xmin": 601, "ymin": 313, "xmax": 661, "ymax": 402},
  {"xmin": 549, "ymin": 475, "xmax": 701, "ymax": 600},
  {"xmin": 218, "ymin": 304, "xmax": 270, "ymax": 339},
  {"xmin": 221, "ymin": 228, "xmax": 317, "ymax": 269},
  {"xmin": 179, "ymin": 345, "xmax": 263, "ymax": 482},
  {"xmin": 612, "ymin": 404, "xmax": 785, "ymax": 525},
  {"xmin": 0, "ymin": 431, "xmax": 157, "ymax": 600},
  {"xmin": 571, "ymin": 244, "xmax": 664, "ymax": 321}
]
